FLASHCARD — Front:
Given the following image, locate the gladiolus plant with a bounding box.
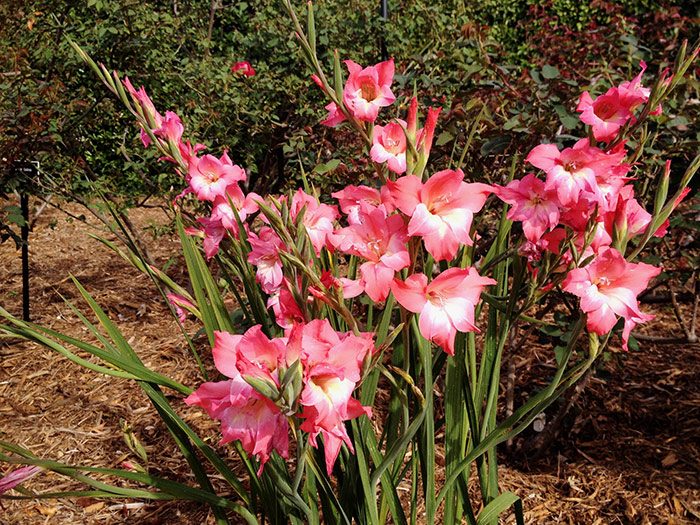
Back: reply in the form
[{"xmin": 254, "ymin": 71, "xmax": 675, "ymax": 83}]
[{"xmin": 1, "ymin": 2, "xmax": 698, "ymax": 524}]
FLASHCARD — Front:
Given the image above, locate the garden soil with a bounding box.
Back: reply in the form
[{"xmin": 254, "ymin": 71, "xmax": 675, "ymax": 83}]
[{"xmin": 1, "ymin": 200, "xmax": 698, "ymax": 524}]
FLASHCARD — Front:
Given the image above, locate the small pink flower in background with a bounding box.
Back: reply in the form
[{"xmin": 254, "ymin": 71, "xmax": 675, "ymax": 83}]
[
  {"xmin": 189, "ymin": 152, "xmax": 246, "ymax": 202},
  {"xmin": 290, "ymin": 190, "xmax": 340, "ymax": 256},
  {"xmin": 210, "ymin": 186, "xmax": 261, "ymax": 232},
  {"xmin": 232, "ymin": 61, "xmax": 256, "ymax": 77},
  {"xmin": 0, "ymin": 465, "xmax": 43, "ymax": 497},
  {"xmin": 122, "ymin": 76, "xmax": 163, "ymax": 147},
  {"xmin": 371, "ymin": 120, "xmax": 407, "ymax": 174},
  {"xmin": 391, "ymin": 268, "xmax": 496, "ymax": 355},
  {"xmin": 153, "ymin": 110, "xmax": 184, "ymax": 144},
  {"xmin": 494, "ymin": 173, "xmax": 560, "ymax": 243},
  {"xmin": 248, "ymin": 227, "xmax": 285, "ymax": 294},
  {"xmin": 321, "ymin": 101, "xmax": 347, "ymax": 127},
  {"xmin": 576, "ymin": 62, "xmax": 654, "ymax": 142},
  {"xmin": 388, "ymin": 169, "xmax": 492, "ymax": 261},
  {"xmin": 167, "ymin": 294, "xmax": 196, "ymax": 323},
  {"xmin": 562, "ymin": 247, "xmax": 660, "ymax": 350},
  {"xmin": 342, "ymin": 58, "xmax": 396, "ymax": 122}
]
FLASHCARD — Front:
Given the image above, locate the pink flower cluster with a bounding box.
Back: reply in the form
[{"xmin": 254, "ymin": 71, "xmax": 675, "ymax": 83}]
[
  {"xmin": 185, "ymin": 321, "xmax": 374, "ymax": 475},
  {"xmin": 494, "ymin": 62, "xmax": 674, "ymax": 350},
  {"xmin": 318, "ymin": 59, "xmax": 440, "ymax": 175},
  {"xmin": 120, "ymin": 58, "xmax": 678, "ymax": 475},
  {"xmin": 120, "ymin": 77, "xmax": 264, "ymax": 260}
]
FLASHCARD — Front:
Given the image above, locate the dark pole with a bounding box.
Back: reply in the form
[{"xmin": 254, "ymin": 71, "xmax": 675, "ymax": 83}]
[
  {"xmin": 380, "ymin": 0, "xmax": 388, "ymax": 61},
  {"xmin": 21, "ymin": 190, "xmax": 30, "ymax": 321}
]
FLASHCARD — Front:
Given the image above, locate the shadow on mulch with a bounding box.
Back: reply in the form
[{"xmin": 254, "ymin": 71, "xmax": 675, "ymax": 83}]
[{"xmin": 500, "ymin": 336, "xmax": 700, "ymax": 524}]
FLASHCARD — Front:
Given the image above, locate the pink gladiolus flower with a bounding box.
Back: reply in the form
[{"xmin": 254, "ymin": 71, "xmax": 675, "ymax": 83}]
[
  {"xmin": 562, "ymin": 248, "xmax": 660, "ymax": 350},
  {"xmin": 248, "ymin": 227, "xmax": 285, "ymax": 294},
  {"xmin": 321, "ymin": 101, "xmax": 347, "ymax": 127},
  {"xmin": 332, "ymin": 185, "xmax": 393, "ymax": 224},
  {"xmin": 185, "ymin": 329, "xmax": 290, "ymax": 474},
  {"xmin": 189, "ymin": 152, "xmax": 246, "ymax": 202},
  {"xmin": 371, "ymin": 120, "xmax": 407, "ymax": 174},
  {"xmin": 342, "ymin": 58, "xmax": 396, "ymax": 122},
  {"xmin": 418, "ymin": 106, "xmax": 441, "ymax": 159},
  {"xmin": 122, "ymin": 76, "xmax": 163, "ymax": 147},
  {"xmin": 289, "ymin": 320, "xmax": 374, "ymax": 474},
  {"xmin": 167, "ymin": 294, "xmax": 196, "ymax": 323},
  {"xmin": 388, "ymin": 169, "xmax": 493, "ymax": 261},
  {"xmin": 618, "ymin": 61, "xmax": 657, "ymax": 112},
  {"xmin": 391, "ymin": 268, "xmax": 496, "ymax": 355},
  {"xmin": 232, "ymin": 61, "xmax": 256, "ymax": 77},
  {"xmin": 153, "ymin": 110, "xmax": 184, "ymax": 144},
  {"xmin": 338, "ymin": 277, "xmax": 364, "ymax": 298},
  {"xmin": 331, "ymin": 204, "xmax": 410, "ymax": 302},
  {"xmin": 213, "ymin": 326, "xmax": 287, "ymax": 386},
  {"xmin": 192, "ymin": 216, "xmax": 227, "ymax": 260},
  {"xmin": 0, "ymin": 465, "xmax": 43, "ymax": 497},
  {"xmin": 527, "ymin": 139, "xmax": 625, "ymax": 207},
  {"xmin": 576, "ymin": 62, "xmax": 653, "ymax": 142},
  {"xmin": 185, "ymin": 377, "xmax": 288, "ymax": 474},
  {"xmin": 577, "ymin": 88, "xmax": 634, "ymax": 142},
  {"xmin": 210, "ymin": 186, "xmax": 261, "ymax": 233},
  {"xmin": 494, "ymin": 173, "xmax": 560, "ymax": 243},
  {"xmin": 290, "ymin": 190, "xmax": 340, "ymax": 256},
  {"xmin": 268, "ymin": 286, "xmax": 306, "ymax": 329},
  {"xmin": 519, "ymin": 239, "xmax": 546, "ymax": 262},
  {"xmin": 177, "ymin": 140, "xmax": 208, "ymax": 180},
  {"xmin": 606, "ymin": 185, "xmax": 657, "ymax": 241}
]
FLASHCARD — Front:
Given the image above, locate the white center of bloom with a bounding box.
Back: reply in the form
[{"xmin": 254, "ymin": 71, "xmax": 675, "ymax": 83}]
[
  {"xmin": 427, "ymin": 290, "xmax": 446, "ymax": 308},
  {"xmin": 596, "ymin": 276, "xmax": 611, "ymax": 287}
]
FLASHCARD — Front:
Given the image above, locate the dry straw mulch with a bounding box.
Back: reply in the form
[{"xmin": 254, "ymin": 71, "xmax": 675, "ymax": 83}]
[{"xmin": 1, "ymin": 199, "xmax": 698, "ymax": 524}]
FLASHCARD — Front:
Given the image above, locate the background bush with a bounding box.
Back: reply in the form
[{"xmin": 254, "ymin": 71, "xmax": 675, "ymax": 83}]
[{"xmin": 1, "ymin": 0, "xmax": 698, "ymax": 210}]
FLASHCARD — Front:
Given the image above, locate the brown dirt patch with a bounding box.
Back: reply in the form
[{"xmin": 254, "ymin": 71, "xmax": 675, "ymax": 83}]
[{"xmin": 1, "ymin": 198, "xmax": 699, "ymax": 524}]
